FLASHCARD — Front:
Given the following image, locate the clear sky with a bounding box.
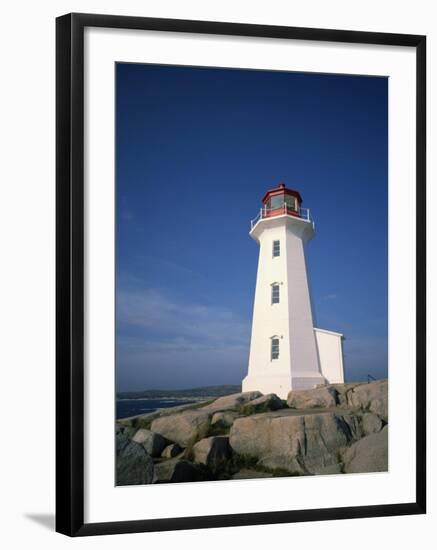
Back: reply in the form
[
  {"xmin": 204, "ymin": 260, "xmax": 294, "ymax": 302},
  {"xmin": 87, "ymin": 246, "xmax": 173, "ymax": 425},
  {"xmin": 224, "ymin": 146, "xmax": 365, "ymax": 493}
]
[{"xmin": 115, "ymin": 63, "xmax": 388, "ymax": 392}]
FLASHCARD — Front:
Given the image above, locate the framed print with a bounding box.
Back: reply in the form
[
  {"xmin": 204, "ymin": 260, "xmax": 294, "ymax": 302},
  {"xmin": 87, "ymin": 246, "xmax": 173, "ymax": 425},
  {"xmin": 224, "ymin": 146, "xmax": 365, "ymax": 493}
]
[{"xmin": 56, "ymin": 13, "xmax": 426, "ymax": 536}]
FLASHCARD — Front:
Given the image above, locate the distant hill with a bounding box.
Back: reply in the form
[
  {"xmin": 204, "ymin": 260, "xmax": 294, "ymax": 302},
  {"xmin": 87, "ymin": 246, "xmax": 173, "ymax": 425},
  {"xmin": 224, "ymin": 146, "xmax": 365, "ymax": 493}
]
[{"xmin": 117, "ymin": 384, "xmax": 242, "ymax": 400}]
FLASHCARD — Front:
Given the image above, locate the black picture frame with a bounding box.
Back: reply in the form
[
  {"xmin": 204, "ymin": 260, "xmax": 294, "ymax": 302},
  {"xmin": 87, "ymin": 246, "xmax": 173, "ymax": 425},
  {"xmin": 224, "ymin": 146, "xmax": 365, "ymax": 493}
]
[{"xmin": 56, "ymin": 12, "xmax": 426, "ymax": 537}]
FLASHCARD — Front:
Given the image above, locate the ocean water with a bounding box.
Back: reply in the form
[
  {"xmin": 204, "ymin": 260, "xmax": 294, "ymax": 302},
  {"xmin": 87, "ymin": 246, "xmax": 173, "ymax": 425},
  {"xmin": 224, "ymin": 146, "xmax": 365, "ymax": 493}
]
[{"xmin": 116, "ymin": 398, "xmax": 195, "ymax": 419}]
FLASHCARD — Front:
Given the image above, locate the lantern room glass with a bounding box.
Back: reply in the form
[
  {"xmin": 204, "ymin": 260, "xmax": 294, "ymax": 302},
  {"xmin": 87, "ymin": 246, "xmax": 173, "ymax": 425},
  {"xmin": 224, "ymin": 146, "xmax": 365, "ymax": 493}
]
[
  {"xmin": 284, "ymin": 195, "xmax": 296, "ymax": 210},
  {"xmin": 267, "ymin": 194, "xmax": 297, "ymax": 211}
]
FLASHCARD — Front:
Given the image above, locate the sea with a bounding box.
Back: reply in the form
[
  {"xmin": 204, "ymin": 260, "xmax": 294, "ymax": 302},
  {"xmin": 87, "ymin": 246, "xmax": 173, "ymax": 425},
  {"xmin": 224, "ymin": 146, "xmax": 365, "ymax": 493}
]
[{"xmin": 116, "ymin": 398, "xmax": 196, "ymax": 419}]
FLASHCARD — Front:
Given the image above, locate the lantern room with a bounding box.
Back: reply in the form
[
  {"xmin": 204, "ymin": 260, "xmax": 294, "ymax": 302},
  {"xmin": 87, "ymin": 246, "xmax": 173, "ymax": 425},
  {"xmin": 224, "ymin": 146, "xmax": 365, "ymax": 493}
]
[{"xmin": 261, "ymin": 182, "xmax": 303, "ymax": 218}]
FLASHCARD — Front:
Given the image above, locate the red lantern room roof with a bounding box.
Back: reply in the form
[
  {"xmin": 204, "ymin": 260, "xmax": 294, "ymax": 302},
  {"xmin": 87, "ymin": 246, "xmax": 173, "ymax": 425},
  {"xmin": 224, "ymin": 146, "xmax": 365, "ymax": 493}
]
[{"xmin": 261, "ymin": 182, "xmax": 303, "ymax": 205}]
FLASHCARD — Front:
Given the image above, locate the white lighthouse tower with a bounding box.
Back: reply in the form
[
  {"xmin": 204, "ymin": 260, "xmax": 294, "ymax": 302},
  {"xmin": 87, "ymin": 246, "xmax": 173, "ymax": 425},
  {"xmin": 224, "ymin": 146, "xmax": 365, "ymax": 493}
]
[{"xmin": 243, "ymin": 182, "xmax": 345, "ymax": 399}]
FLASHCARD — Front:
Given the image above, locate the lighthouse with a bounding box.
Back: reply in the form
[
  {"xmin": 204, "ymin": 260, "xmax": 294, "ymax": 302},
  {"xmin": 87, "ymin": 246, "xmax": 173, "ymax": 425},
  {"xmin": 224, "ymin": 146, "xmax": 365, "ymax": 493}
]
[{"xmin": 243, "ymin": 183, "xmax": 345, "ymax": 399}]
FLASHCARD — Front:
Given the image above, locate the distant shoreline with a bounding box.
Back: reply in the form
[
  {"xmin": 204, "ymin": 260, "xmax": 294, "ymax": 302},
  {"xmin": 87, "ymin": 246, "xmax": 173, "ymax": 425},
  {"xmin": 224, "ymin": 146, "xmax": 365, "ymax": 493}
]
[
  {"xmin": 117, "ymin": 384, "xmax": 241, "ymax": 401},
  {"xmin": 117, "ymin": 396, "xmax": 211, "ymax": 402},
  {"xmin": 116, "ymin": 397, "xmax": 200, "ymax": 419}
]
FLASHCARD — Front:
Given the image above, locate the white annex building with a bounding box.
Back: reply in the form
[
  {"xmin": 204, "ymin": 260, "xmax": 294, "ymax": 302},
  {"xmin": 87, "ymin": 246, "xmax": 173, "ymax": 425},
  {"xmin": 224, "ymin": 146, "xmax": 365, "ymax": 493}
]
[{"xmin": 243, "ymin": 183, "xmax": 345, "ymax": 399}]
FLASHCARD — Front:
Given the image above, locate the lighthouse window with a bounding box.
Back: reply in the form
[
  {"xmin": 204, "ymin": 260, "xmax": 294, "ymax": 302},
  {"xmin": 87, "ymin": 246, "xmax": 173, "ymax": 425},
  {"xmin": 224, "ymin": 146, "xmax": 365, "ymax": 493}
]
[
  {"xmin": 284, "ymin": 195, "xmax": 296, "ymax": 210},
  {"xmin": 271, "ymin": 338, "xmax": 280, "ymax": 360},
  {"xmin": 272, "ymin": 240, "xmax": 280, "ymax": 257},
  {"xmin": 271, "ymin": 284, "xmax": 280, "ymax": 304},
  {"xmin": 269, "ymin": 195, "xmax": 283, "ymax": 210}
]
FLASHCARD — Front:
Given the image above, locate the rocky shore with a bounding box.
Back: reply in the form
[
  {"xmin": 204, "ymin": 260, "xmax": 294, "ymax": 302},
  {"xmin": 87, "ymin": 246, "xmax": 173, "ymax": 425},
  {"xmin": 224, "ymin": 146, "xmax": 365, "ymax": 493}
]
[{"xmin": 116, "ymin": 379, "xmax": 388, "ymax": 485}]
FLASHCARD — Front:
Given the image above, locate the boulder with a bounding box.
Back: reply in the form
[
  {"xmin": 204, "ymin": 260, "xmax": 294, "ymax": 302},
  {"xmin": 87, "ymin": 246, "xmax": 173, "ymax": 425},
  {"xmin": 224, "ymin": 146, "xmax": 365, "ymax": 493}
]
[
  {"xmin": 211, "ymin": 411, "xmax": 239, "ymax": 428},
  {"xmin": 153, "ymin": 458, "xmax": 208, "ymax": 483},
  {"xmin": 116, "ymin": 401, "xmax": 211, "ymax": 427},
  {"xmin": 161, "ymin": 443, "xmax": 183, "ymax": 459},
  {"xmin": 131, "ymin": 428, "xmax": 168, "ymax": 457},
  {"xmin": 342, "ymin": 426, "xmax": 388, "ymax": 473},
  {"xmin": 287, "ymin": 386, "xmax": 338, "ymax": 409},
  {"xmin": 116, "ymin": 435, "xmax": 154, "ymax": 485},
  {"xmin": 202, "ymin": 391, "xmax": 262, "ymax": 412},
  {"xmin": 362, "ymin": 412, "xmax": 383, "ymax": 435},
  {"xmin": 150, "ymin": 410, "xmax": 211, "ymax": 447},
  {"xmin": 116, "ymin": 430, "xmax": 129, "ymax": 453},
  {"xmin": 240, "ymin": 393, "xmax": 284, "ymax": 415},
  {"xmin": 115, "ymin": 423, "xmax": 137, "ymax": 439},
  {"xmin": 257, "ymin": 453, "xmax": 304, "ymax": 476},
  {"xmin": 229, "ymin": 410, "xmax": 362, "ymax": 475},
  {"xmin": 153, "ymin": 401, "xmax": 211, "ymax": 418},
  {"xmin": 348, "ymin": 380, "xmax": 388, "ymax": 421},
  {"xmin": 192, "ymin": 436, "xmax": 232, "ymax": 470},
  {"xmin": 117, "ymin": 411, "xmax": 160, "ymax": 428},
  {"xmin": 326, "ymin": 382, "xmax": 362, "ymax": 408}
]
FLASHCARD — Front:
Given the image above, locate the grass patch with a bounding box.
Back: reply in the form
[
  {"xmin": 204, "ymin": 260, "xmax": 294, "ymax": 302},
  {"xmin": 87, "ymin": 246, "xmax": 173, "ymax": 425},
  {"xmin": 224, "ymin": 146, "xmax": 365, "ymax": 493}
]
[
  {"xmin": 132, "ymin": 418, "xmax": 153, "ymax": 430},
  {"xmin": 231, "ymin": 453, "xmax": 260, "ymax": 470},
  {"xmin": 239, "ymin": 402, "xmax": 273, "ymax": 416},
  {"xmin": 238, "ymin": 399, "xmax": 289, "ymax": 417},
  {"xmin": 170, "ymin": 398, "xmax": 215, "ymax": 412},
  {"xmin": 206, "ymin": 423, "xmax": 230, "ymax": 437}
]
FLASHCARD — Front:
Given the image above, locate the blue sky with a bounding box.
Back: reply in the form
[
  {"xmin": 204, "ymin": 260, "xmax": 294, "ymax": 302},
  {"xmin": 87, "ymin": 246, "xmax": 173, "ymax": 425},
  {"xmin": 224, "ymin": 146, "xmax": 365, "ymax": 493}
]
[{"xmin": 116, "ymin": 63, "xmax": 388, "ymax": 392}]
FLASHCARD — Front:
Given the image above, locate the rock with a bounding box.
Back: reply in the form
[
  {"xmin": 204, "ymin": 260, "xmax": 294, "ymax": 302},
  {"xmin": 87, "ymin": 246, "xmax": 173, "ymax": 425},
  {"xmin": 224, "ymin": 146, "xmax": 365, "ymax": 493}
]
[
  {"xmin": 153, "ymin": 458, "xmax": 208, "ymax": 483},
  {"xmin": 326, "ymin": 382, "xmax": 362, "ymax": 408},
  {"xmin": 192, "ymin": 436, "xmax": 232, "ymax": 470},
  {"xmin": 202, "ymin": 391, "xmax": 262, "ymax": 412},
  {"xmin": 211, "ymin": 411, "xmax": 239, "ymax": 428},
  {"xmin": 229, "ymin": 410, "xmax": 362, "ymax": 475},
  {"xmin": 115, "ymin": 423, "xmax": 137, "ymax": 439},
  {"xmin": 348, "ymin": 380, "xmax": 388, "ymax": 421},
  {"xmin": 313, "ymin": 463, "xmax": 344, "ymax": 475},
  {"xmin": 260, "ymin": 456, "xmax": 342, "ymax": 476},
  {"xmin": 240, "ymin": 393, "xmax": 284, "ymax": 415},
  {"xmin": 131, "ymin": 428, "xmax": 168, "ymax": 457},
  {"xmin": 161, "ymin": 443, "xmax": 183, "ymax": 458},
  {"xmin": 116, "ymin": 435, "xmax": 154, "ymax": 485},
  {"xmin": 116, "ymin": 430, "xmax": 128, "ymax": 453},
  {"xmin": 117, "ymin": 411, "xmax": 160, "ymax": 428},
  {"xmin": 259, "ymin": 455, "xmax": 305, "ymax": 475},
  {"xmin": 362, "ymin": 412, "xmax": 383, "ymax": 435},
  {"xmin": 342, "ymin": 426, "xmax": 388, "ymax": 473},
  {"xmin": 287, "ymin": 386, "xmax": 338, "ymax": 409},
  {"xmin": 116, "ymin": 400, "xmax": 211, "ymax": 427},
  {"xmin": 154, "ymin": 401, "xmax": 210, "ymax": 417},
  {"xmin": 151, "ymin": 410, "xmax": 211, "ymax": 447}
]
